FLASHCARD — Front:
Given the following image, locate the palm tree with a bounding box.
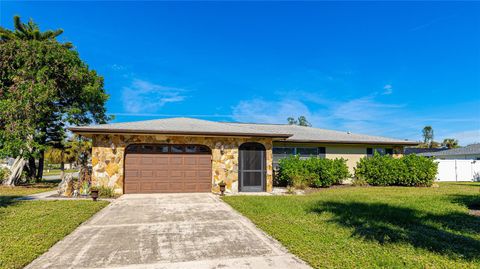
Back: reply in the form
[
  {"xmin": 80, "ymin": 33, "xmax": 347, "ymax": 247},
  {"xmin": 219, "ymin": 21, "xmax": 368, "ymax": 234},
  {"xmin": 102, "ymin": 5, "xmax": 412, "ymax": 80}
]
[
  {"xmin": 0, "ymin": 15, "xmax": 72, "ymax": 48},
  {"xmin": 442, "ymin": 138, "xmax": 459, "ymax": 149}
]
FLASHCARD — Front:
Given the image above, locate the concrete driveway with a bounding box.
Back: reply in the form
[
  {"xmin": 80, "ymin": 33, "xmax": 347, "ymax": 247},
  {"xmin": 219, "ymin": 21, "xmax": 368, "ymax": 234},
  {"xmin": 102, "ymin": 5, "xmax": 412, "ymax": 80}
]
[{"xmin": 27, "ymin": 193, "xmax": 310, "ymax": 269}]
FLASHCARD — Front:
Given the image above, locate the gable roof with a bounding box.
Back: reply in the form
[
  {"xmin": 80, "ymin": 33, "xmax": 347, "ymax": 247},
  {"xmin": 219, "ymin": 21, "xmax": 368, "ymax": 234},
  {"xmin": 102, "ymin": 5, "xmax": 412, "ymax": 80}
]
[
  {"xmin": 417, "ymin": 144, "xmax": 480, "ymax": 157},
  {"xmin": 69, "ymin": 117, "xmax": 418, "ymax": 145}
]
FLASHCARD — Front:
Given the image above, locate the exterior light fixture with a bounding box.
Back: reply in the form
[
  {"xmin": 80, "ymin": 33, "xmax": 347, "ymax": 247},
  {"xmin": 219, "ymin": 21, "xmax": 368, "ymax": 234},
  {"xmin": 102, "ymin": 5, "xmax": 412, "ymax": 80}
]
[{"xmin": 220, "ymin": 145, "xmax": 225, "ymax": 155}]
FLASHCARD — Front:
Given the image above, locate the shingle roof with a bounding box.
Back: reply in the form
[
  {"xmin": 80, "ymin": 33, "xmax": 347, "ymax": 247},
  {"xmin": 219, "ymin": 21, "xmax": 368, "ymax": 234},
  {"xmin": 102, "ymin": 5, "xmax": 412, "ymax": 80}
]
[
  {"xmin": 226, "ymin": 122, "xmax": 417, "ymax": 145},
  {"xmin": 417, "ymin": 144, "xmax": 480, "ymax": 157},
  {"xmin": 69, "ymin": 117, "xmax": 418, "ymax": 145},
  {"xmin": 69, "ymin": 117, "xmax": 291, "ymax": 138}
]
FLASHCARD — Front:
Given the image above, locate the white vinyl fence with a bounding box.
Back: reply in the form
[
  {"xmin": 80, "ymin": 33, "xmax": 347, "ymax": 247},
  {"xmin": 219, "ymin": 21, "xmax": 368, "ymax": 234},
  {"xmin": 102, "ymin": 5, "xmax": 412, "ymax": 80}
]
[{"xmin": 435, "ymin": 159, "xmax": 480, "ymax": 182}]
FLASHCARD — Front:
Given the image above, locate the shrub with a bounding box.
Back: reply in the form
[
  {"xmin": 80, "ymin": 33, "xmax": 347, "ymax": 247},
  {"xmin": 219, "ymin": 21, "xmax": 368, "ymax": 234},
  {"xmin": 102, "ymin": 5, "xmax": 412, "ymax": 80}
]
[
  {"xmin": 0, "ymin": 167, "xmax": 11, "ymax": 182},
  {"xmin": 97, "ymin": 186, "xmax": 117, "ymax": 198},
  {"xmin": 277, "ymin": 156, "xmax": 351, "ymax": 188},
  {"xmin": 354, "ymin": 153, "xmax": 438, "ymax": 187}
]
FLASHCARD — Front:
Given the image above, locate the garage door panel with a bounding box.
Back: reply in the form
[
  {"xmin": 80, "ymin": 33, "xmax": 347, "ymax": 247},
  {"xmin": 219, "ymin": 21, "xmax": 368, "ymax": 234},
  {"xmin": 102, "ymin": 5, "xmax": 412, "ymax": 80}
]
[
  {"xmin": 184, "ymin": 170, "xmax": 197, "ymax": 178},
  {"xmin": 124, "ymin": 145, "xmax": 212, "ymax": 194},
  {"xmin": 140, "ymin": 157, "xmax": 154, "ymax": 165},
  {"xmin": 197, "ymin": 158, "xmax": 211, "ymax": 165},
  {"xmin": 170, "ymin": 170, "xmax": 184, "ymax": 178},
  {"xmin": 154, "ymin": 157, "xmax": 169, "ymax": 165},
  {"xmin": 169, "ymin": 157, "xmax": 183, "ymax": 165},
  {"xmin": 183, "ymin": 157, "xmax": 197, "ymax": 165}
]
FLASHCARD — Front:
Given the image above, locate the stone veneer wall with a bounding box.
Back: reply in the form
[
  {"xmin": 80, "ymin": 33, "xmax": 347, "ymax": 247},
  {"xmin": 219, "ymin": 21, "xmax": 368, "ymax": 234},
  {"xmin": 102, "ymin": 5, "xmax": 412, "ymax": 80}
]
[{"xmin": 91, "ymin": 134, "xmax": 273, "ymax": 194}]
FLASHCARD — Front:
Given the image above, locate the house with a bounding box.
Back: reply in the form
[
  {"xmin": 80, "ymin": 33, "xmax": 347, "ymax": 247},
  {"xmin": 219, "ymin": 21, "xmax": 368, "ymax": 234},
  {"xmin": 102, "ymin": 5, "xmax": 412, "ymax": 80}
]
[
  {"xmin": 417, "ymin": 144, "xmax": 480, "ymax": 160},
  {"xmin": 404, "ymin": 147, "xmax": 447, "ymax": 155},
  {"xmin": 69, "ymin": 117, "xmax": 418, "ymax": 194}
]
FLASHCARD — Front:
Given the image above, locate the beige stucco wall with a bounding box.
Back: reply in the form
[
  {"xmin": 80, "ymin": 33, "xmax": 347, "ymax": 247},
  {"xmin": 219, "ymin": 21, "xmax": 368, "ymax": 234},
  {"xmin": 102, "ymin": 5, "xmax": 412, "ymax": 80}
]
[
  {"xmin": 326, "ymin": 145, "xmax": 368, "ymax": 173},
  {"xmin": 91, "ymin": 134, "xmax": 273, "ymax": 194},
  {"xmin": 273, "ymin": 142, "xmax": 404, "ymax": 174}
]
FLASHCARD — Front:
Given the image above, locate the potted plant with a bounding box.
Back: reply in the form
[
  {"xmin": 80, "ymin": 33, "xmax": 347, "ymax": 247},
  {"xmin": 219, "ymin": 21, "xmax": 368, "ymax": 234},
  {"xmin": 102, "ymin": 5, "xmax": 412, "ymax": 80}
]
[
  {"xmin": 218, "ymin": 181, "xmax": 226, "ymax": 196},
  {"xmin": 90, "ymin": 186, "xmax": 99, "ymax": 201}
]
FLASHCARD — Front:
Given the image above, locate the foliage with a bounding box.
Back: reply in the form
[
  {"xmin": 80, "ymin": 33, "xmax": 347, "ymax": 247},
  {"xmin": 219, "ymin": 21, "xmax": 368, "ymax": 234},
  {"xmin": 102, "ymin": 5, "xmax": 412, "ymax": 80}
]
[
  {"xmin": 96, "ymin": 186, "xmax": 117, "ymax": 198},
  {"xmin": 351, "ymin": 176, "xmax": 368, "ymax": 186},
  {"xmin": 354, "ymin": 154, "xmax": 438, "ymax": 186},
  {"xmin": 223, "ymin": 182, "xmax": 480, "ymax": 269},
  {"xmin": 44, "ymin": 136, "xmax": 92, "ymax": 166},
  {"xmin": 0, "ymin": 39, "xmax": 109, "ymax": 159},
  {"xmin": 442, "ymin": 138, "xmax": 459, "ymax": 149},
  {"xmin": 287, "ymin": 116, "xmax": 312, "ymax": 127},
  {"xmin": 0, "ymin": 16, "xmax": 110, "ymax": 183},
  {"xmin": 277, "ymin": 155, "xmax": 350, "ymax": 188},
  {"xmin": 0, "ymin": 15, "xmax": 72, "ymax": 48},
  {"xmin": 0, "ymin": 167, "xmax": 10, "ymax": 182},
  {"xmin": 0, "ymin": 186, "xmax": 108, "ymax": 269}
]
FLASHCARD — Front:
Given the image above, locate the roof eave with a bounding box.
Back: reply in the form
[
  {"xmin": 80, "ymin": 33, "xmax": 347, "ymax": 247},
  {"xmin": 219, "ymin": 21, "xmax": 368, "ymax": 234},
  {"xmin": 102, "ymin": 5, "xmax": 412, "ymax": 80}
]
[
  {"xmin": 68, "ymin": 127, "xmax": 293, "ymax": 139},
  {"xmin": 281, "ymin": 139, "xmax": 419, "ymax": 146}
]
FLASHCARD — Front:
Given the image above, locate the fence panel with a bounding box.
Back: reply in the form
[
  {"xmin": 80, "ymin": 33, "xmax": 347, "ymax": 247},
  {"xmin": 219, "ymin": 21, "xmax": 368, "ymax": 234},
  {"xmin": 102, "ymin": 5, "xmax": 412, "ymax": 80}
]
[{"xmin": 435, "ymin": 159, "xmax": 480, "ymax": 182}]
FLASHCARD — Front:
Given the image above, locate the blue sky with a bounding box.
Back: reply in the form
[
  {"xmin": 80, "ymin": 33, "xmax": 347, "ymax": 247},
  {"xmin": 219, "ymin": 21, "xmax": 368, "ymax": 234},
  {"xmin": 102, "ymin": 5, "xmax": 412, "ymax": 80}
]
[{"xmin": 1, "ymin": 1, "xmax": 479, "ymax": 145}]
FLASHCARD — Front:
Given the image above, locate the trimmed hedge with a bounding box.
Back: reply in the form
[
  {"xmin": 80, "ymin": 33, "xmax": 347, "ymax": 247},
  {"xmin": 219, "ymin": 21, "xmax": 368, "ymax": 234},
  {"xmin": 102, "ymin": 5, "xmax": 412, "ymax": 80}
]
[
  {"xmin": 354, "ymin": 154, "xmax": 438, "ymax": 186},
  {"xmin": 277, "ymin": 156, "xmax": 350, "ymax": 188}
]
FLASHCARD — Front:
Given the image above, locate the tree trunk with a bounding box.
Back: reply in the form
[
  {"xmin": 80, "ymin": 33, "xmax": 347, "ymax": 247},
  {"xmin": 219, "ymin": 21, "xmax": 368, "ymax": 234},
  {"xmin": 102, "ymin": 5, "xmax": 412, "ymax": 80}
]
[
  {"xmin": 27, "ymin": 156, "xmax": 36, "ymax": 181},
  {"xmin": 60, "ymin": 160, "xmax": 65, "ymax": 181},
  {"xmin": 3, "ymin": 157, "xmax": 27, "ymax": 186},
  {"xmin": 36, "ymin": 149, "xmax": 45, "ymax": 182}
]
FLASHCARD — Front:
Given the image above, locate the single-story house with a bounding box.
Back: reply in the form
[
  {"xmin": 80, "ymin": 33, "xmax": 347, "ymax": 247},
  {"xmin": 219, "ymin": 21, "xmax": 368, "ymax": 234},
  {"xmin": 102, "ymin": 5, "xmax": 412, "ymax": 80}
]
[
  {"xmin": 417, "ymin": 143, "xmax": 480, "ymax": 160},
  {"xmin": 69, "ymin": 117, "xmax": 418, "ymax": 194}
]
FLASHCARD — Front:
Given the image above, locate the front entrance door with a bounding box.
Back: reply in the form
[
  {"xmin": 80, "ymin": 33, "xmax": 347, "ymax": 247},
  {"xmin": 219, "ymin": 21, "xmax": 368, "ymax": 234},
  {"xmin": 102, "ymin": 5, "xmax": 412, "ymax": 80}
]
[{"xmin": 239, "ymin": 142, "xmax": 266, "ymax": 192}]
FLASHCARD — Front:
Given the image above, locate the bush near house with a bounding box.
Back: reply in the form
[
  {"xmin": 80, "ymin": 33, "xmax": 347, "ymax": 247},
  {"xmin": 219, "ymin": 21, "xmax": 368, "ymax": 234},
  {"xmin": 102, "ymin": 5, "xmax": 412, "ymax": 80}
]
[
  {"xmin": 355, "ymin": 154, "xmax": 438, "ymax": 186},
  {"xmin": 277, "ymin": 156, "xmax": 350, "ymax": 188}
]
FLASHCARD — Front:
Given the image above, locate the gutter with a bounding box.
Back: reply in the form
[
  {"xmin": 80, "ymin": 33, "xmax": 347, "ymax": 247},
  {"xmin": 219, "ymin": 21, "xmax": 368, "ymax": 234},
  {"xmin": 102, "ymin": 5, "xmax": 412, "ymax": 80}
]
[{"xmin": 68, "ymin": 127, "xmax": 293, "ymax": 139}]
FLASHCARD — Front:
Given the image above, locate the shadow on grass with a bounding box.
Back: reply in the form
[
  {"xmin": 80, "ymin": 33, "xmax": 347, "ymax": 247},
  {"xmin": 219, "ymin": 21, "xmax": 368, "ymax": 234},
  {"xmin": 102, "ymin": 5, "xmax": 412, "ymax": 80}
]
[
  {"xmin": 309, "ymin": 200, "xmax": 480, "ymax": 261},
  {"xmin": 0, "ymin": 196, "xmax": 21, "ymax": 207}
]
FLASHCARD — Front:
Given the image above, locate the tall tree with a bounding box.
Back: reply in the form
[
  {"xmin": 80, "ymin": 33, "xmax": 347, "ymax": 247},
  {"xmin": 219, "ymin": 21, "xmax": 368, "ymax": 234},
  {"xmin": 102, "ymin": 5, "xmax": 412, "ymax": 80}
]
[
  {"xmin": 422, "ymin": 126, "xmax": 434, "ymax": 147},
  {"xmin": 0, "ymin": 16, "xmax": 110, "ymax": 185},
  {"xmin": 287, "ymin": 116, "xmax": 312, "ymax": 127},
  {"xmin": 442, "ymin": 138, "xmax": 459, "ymax": 149}
]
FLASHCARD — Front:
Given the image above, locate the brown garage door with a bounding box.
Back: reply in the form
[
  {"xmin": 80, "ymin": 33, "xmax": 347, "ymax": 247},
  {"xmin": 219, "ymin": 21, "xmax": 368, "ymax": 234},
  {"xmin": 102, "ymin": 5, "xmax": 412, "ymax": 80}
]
[{"xmin": 124, "ymin": 144, "xmax": 212, "ymax": 193}]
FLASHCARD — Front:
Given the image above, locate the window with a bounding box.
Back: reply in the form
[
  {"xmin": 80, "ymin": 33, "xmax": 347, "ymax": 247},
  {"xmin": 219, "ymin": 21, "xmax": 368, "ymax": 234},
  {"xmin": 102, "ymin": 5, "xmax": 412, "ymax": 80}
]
[
  {"xmin": 171, "ymin": 145, "xmax": 185, "ymax": 153},
  {"xmin": 185, "ymin": 145, "xmax": 197, "ymax": 153},
  {"xmin": 272, "ymin": 146, "xmax": 326, "ymax": 168},
  {"xmin": 367, "ymin": 147, "xmax": 394, "ymax": 156},
  {"xmin": 273, "ymin": 147, "xmax": 295, "ymax": 155},
  {"xmin": 156, "ymin": 145, "xmax": 169, "ymax": 153},
  {"xmin": 126, "ymin": 144, "xmax": 210, "ymax": 154}
]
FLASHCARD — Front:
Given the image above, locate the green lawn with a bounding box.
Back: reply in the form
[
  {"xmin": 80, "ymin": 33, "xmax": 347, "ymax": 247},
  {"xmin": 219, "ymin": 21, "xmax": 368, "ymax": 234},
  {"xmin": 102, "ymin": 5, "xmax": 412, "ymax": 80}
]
[
  {"xmin": 223, "ymin": 183, "xmax": 480, "ymax": 269},
  {"xmin": 42, "ymin": 169, "xmax": 78, "ymax": 176},
  {"xmin": 0, "ymin": 184, "xmax": 108, "ymax": 269}
]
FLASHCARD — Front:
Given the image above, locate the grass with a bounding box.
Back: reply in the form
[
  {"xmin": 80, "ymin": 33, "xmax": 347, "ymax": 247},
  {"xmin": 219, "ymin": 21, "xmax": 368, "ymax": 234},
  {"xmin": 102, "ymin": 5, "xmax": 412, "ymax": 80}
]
[
  {"xmin": 42, "ymin": 169, "xmax": 78, "ymax": 176},
  {"xmin": 0, "ymin": 184, "xmax": 108, "ymax": 269},
  {"xmin": 223, "ymin": 182, "xmax": 480, "ymax": 269}
]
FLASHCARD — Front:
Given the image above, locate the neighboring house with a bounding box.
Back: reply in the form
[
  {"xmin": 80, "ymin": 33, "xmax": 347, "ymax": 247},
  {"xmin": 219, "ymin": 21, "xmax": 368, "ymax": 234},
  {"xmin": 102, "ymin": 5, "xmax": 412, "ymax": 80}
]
[
  {"xmin": 404, "ymin": 147, "xmax": 447, "ymax": 155},
  {"xmin": 69, "ymin": 117, "xmax": 417, "ymax": 194},
  {"xmin": 417, "ymin": 144, "xmax": 480, "ymax": 160}
]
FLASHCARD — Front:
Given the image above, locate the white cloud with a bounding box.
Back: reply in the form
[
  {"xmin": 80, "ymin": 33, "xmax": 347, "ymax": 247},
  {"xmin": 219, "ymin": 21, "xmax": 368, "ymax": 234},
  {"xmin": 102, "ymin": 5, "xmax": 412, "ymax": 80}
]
[
  {"xmin": 440, "ymin": 129, "xmax": 480, "ymax": 146},
  {"xmin": 382, "ymin": 84, "xmax": 393, "ymax": 95},
  {"xmin": 231, "ymin": 99, "xmax": 321, "ymax": 124},
  {"xmin": 332, "ymin": 96, "xmax": 403, "ymax": 122},
  {"xmin": 122, "ymin": 79, "xmax": 186, "ymax": 113}
]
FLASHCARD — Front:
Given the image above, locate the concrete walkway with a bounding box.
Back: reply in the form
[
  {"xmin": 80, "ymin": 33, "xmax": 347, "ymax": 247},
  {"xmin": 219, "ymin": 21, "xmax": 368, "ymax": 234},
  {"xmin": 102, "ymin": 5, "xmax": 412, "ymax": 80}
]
[{"xmin": 26, "ymin": 193, "xmax": 310, "ymax": 269}]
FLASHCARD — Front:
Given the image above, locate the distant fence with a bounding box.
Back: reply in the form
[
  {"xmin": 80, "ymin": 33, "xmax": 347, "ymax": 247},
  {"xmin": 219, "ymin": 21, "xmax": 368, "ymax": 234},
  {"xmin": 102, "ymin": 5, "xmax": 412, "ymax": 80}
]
[{"xmin": 435, "ymin": 160, "xmax": 480, "ymax": 182}]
